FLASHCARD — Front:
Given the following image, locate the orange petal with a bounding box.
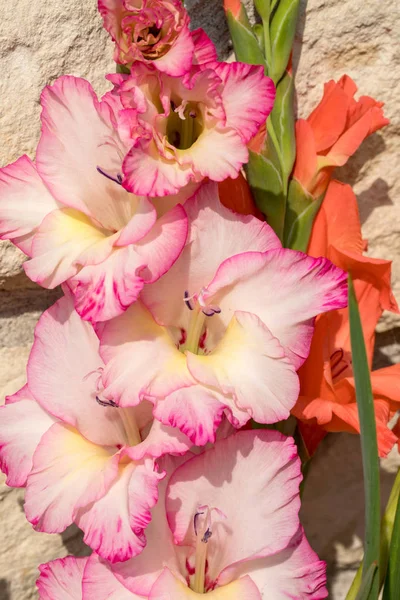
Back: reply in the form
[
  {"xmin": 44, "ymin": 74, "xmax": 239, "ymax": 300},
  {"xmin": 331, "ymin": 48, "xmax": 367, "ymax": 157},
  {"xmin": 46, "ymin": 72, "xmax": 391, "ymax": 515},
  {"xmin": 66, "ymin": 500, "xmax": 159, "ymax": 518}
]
[
  {"xmin": 218, "ymin": 172, "xmax": 263, "ymax": 218},
  {"xmin": 307, "ymin": 80, "xmax": 351, "ymax": 152}
]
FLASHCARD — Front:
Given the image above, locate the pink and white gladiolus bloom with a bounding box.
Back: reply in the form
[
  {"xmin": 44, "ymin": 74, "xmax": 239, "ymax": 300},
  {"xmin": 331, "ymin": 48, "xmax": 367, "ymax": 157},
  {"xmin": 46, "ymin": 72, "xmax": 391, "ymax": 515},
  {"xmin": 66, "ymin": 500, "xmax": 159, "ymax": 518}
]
[
  {"xmin": 0, "ymin": 75, "xmax": 188, "ymax": 323},
  {"xmin": 98, "ymin": 0, "xmax": 217, "ymax": 75},
  {"xmin": 79, "ymin": 431, "xmax": 327, "ymax": 598},
  {"xmin": 99, "ymin": 183, "xmax": 348, "ymax": 445},
  {"xmin": 0, "ymin": 296, "xmax": 193, "ymax": 563},
  {"xmin": 109, "ymin": 61, "xmax": 276, "ymax": 196}
]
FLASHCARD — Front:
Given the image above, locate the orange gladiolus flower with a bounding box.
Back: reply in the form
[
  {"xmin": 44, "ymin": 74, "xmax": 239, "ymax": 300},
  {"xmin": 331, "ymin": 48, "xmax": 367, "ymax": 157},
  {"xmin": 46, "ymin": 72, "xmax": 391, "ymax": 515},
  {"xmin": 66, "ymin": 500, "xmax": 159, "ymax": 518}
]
[
  {"xmin": 292, "ymin": 75, "xmax": 389, "ymax": 198},
  {"xmin": 292, "ymin": 180, "xmax": 400, "ymax": 457}
]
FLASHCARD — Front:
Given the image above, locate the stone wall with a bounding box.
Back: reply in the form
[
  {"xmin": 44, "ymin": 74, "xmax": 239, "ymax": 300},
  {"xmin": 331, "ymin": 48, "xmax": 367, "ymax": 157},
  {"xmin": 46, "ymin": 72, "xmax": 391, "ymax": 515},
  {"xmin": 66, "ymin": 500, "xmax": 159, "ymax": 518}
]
[{"xmin": 0, "ymin": 1, "xmax": 399, "ymax": 598}]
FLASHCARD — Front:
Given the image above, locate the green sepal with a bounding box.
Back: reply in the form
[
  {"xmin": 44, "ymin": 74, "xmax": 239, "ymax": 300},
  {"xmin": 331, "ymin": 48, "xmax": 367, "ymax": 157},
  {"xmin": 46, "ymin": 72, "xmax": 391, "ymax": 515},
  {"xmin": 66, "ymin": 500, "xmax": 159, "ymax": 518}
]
[
  {"xmin": 116, "ymin": 64, "xmax": 131, "ymax": 74},
  {"xmin": 270, "ymin": 0, "xmax": 300, "ymax": 83},
  {"xmin": 246, "ymin": 141, "xmax": 285, "ymax": 241},
  {"xmin": 252, "ymin": 23, "xmax": 265, "ymax": 52},
  {"xmin": 283, "ymin": 179, "xmax": 323, "ymax": 251},
  {"xmin": 226, "ymin": 7, "xmax": 267, "ymax": 67},
  {"xmin": 270, "ymin": 71, "xmax": 296, "ymax": 183},
  {"xmin": 254, "ymin": 0, "xmax": 270, "ymax": 21}
]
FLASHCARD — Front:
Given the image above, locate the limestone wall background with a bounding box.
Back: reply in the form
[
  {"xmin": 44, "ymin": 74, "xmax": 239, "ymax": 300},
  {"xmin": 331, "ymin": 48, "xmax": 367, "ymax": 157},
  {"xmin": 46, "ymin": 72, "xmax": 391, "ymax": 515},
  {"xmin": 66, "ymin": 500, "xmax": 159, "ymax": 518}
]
[{"xmin": 0, "ymin": 0, "xmax": 399, "ymax": 598}]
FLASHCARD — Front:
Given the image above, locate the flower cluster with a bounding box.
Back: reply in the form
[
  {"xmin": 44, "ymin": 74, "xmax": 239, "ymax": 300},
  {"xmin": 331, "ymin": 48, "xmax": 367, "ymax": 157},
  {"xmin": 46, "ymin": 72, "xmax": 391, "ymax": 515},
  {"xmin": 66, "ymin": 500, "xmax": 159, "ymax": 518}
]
[{"xmin": 0, "ymin": 0, "xmax": 394, "ymax": 598}]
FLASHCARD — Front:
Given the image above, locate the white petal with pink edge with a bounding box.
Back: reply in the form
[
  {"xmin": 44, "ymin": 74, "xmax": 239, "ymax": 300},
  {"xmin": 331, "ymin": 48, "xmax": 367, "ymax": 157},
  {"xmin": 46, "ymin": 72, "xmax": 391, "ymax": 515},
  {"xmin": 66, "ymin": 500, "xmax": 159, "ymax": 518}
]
[
  {"xmin": 126, "ymin": 419, "xmax": 192, "ymax": 461},
  {"xmin": 191, "ymin": 29, "xmax": 218, "ymax": 65},
  {"xmin": 76, "ymin": 459, "xmax": 163, "ymax": 563},
  {"xmin": 66, "ymin": 245, "xmax": 148, "ymax": 323},
  {"xmin": 0, "ymin": 385, "xmax": 55, "ymax": 487},
  {"xmin": 68, "ymin": 203, "xmax": 187, "ymax": 323},
  {"xmin": 112, "ymin": 454, "xmax": 190, "ymax": 597},
  {"xmin": 83, "ymin": 554, "xmax": 140, "ymax": 600},
  {"xmin": 0, "ymin": 155, "xmax": 58, "ymax": 255},
  {"xmin": 142, "ymin": 181, "xmax": 280, "ymax": 328},
  {"xmin": 25, "ymin": 423, "xmax": 119, "ymax": 533},
  {"xmin": 154, "ymin": 22, "xmax": 194, "ymax": 77},
  {"xmin": 166, "ymin": 430, "xmax": 302, "ymax": 584},
  {"xmin": 187, "ymin": 311, "xmax": 299, "ymax": 423},
  {"xmin": 36, "ymin": 75, "xmax": 131, "ymax": 231},
  {"xmin": 100, "ymin": 302, "xmax": 193, "ymax": 407},
  {"xmin": 152, "ymin": 384, "xmax": 230, "ymax": 446},
  {"xmin": 206, "ymin": 249, "xmax": 348, "ymax": 369},
  {"xmin": 212, "ymin": 62, "xmax": 276, "ymax": 143},
  {"xmin": 24, "ymin": 208, "xmax": 116, "ymax": 288},
  {"xmin": 123, "ymin": 139, "xmax": 193, "ymax": 197},
  {"xmin": 149, "ymin": 568, "xmax": 261, "ymax": 599},
  {"xmin": 27, "ymin": 296, "xmax": 127, "ymax": 447},
  {"xmin": 179, "ymin": 127, "xmax": 248, "ymax": 182},
  {"xmin": 231, "ymin": 528, "xmax": 328, "ymax": 599},
  {"xmin": 37, "ymin": 556, "xmax": 88, "ymax": 600}
]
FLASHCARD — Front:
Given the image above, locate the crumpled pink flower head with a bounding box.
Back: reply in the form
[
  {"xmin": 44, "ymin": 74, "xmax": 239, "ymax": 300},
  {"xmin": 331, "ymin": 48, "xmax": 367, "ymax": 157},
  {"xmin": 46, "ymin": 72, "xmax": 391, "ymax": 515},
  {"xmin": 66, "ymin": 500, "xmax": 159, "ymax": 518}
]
[{"xmin": 98, "ymin": 0, "xmax": 209, "ymax": 76}]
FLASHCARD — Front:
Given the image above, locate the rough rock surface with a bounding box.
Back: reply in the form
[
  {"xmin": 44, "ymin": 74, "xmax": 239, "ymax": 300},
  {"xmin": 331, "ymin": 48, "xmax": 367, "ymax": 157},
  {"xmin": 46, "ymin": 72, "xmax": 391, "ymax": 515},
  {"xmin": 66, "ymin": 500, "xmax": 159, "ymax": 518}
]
[{"xmin": 0, "ymin": 1, "xmax": 399, "ymax": 598}]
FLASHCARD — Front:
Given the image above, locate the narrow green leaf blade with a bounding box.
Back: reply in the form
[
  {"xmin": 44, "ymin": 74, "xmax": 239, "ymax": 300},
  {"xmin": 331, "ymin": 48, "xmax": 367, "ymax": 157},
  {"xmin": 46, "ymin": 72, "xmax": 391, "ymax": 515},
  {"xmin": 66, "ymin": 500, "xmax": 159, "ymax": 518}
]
[
  {"xmin": 355, "ymin": 563, "xmax": 378, "ymax": 600},
  {"xmin": 348, "ymin": 275, "xmax": 380, "ymax": 599},
  {"xmin": 382, "ymin": 482, "xmax": 400, "ymax": 599},
  {"xmin": 346, "ymin": 468, "xmax": 400, "ymax": 599}
]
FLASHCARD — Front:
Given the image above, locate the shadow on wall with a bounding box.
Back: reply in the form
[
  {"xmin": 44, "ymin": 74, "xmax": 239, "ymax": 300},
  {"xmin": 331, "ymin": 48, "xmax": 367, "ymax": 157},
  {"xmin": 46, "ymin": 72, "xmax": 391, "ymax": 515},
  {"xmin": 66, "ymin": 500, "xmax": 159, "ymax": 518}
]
[
  {"xmin": 0, "ymin": 578, "xmax": 11, "ymax": 600},
  {"xmin": 186, "ymin": 0, "xmax": 232, "ymax": 59},
  {"xmin": 300, "ymin": 432, "xmax": 399, "ymax": 597}
]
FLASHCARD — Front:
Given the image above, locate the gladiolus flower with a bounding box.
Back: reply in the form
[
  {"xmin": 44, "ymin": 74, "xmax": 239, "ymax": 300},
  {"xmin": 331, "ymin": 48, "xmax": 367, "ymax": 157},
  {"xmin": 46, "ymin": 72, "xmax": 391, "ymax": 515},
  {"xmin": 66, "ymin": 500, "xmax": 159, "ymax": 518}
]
[
  {"xmin": 81, "ymin": 431, "xmax": 327, "ymax": 599},
  {"xmin": 0, "ymin": 296, "xmax": 192, "ymax": 562},
  {"xmin": 109, "ymin": 61, "xmax": 276, "ymax": 196},
  {"xmin": 292, "ymin": 180, "xmax": 400, "ymax": 457},
  {"xmin": 98, "ymin": 182, "xmax": 347, "ymax": 445},
  {"xmin": 0, "ymin": 76, "xmax": 188, "ymax": 323},
  {"xmin": 98, "ymin": 0, "xmax": 217, "ymax": 75},
  {"xmin": 292, "ymin": 75, "xmax": 389, "ymax": 198}
]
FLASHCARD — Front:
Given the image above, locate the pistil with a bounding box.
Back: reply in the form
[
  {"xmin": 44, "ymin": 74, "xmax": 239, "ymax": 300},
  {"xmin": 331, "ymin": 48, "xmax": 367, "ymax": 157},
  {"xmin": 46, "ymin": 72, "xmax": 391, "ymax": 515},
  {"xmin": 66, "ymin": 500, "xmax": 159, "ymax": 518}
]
[
  {"xmin": 185, "ymin": 305, "xmax": 207, "ymax": 354},
  {"xmin": 119, "ymin": 408, "xmax": 142, "ymax": 447}
]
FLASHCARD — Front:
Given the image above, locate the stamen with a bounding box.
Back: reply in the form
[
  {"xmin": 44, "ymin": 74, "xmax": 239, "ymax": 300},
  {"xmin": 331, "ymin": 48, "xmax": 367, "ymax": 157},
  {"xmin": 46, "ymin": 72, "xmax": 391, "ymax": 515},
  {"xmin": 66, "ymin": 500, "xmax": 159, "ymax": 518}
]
[
  {"xmin": 97, "ymin": 166, "xmax": 123, "ymax": 185},
  {"xmin": 174, "ymin": 100, "xmax": 188, "ymax": 120},
  {"xmin": 184, "ymin": 290, "xmax": 195, "ymax": 311},
  {"xmin": 330, "ymin": 349, "xmax": 344, "ymax": 370},
  {"xmin": 202, "ymin": 528, "xmax": 212, "ymax": 543},
  {"xmin": 96, "ymin": 396, "xmax": 118, "ymax": 408},
  {"xmin": 194, "ymin": 511, "xmax": 204, "ymax": 536}
]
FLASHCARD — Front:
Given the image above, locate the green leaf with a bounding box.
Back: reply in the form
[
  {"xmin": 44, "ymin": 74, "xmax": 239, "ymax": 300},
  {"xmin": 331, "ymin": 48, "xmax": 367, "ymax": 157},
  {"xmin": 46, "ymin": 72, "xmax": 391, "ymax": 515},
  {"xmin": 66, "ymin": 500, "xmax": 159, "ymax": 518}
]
[
  {"xmin": 270, "ymin": 0, "xmax": 300, "ymax": 83},
  {"xmin": 246, "ymin": 146, "xmax": 285, "ymax": 240},
  {"xmin": 382, "ymin": 478, "xmax": 400, "ymax": 599},
  {"xmin": 348, "ymin": 275, "xmax": 380, "ymax": 600},
  {"xmin": 355, "ymin": 563, "xmax": 378, "ymax": 600},
  {"xmin": 283, "ymin": 179, "xmax": 323, "ymax": 251},
  {"xmin": 270, "ymin": 71, "xmax": 296, "ymax": 183},
  {"xmin": 226, "ymin": 8, "xmax": 267, "ymax": 67}
]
